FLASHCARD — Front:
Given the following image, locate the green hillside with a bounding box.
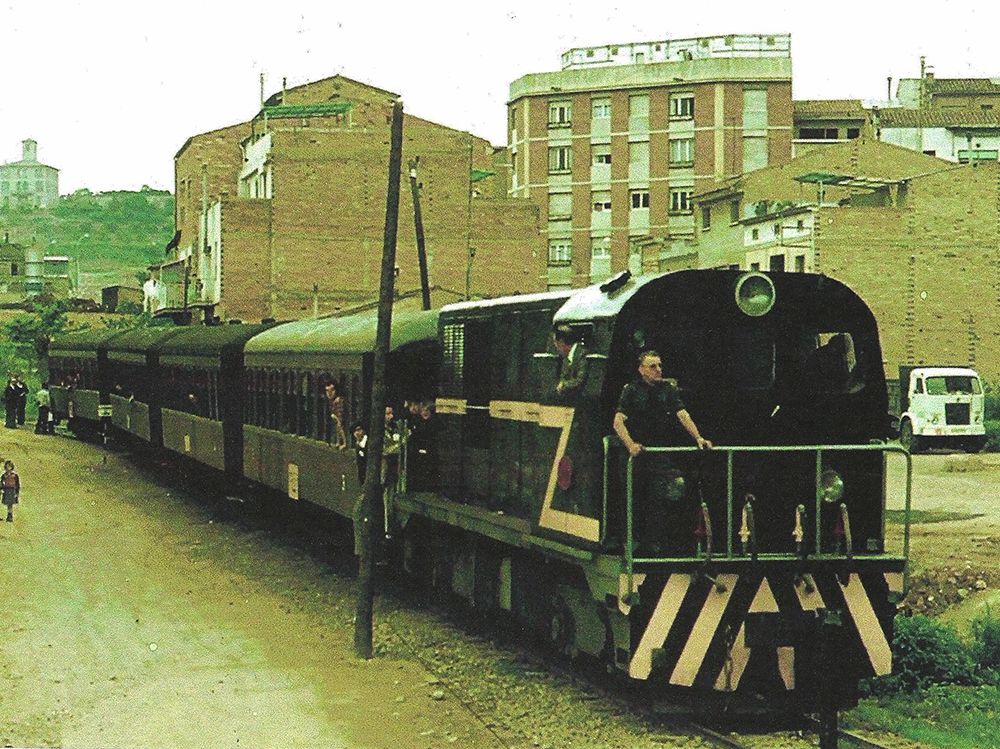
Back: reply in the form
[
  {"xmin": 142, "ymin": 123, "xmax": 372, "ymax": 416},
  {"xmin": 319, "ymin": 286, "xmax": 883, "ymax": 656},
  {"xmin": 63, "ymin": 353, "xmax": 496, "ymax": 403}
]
[{"xmin": 0, "ymin": 187, "xmax": 175, "ymax": 288}]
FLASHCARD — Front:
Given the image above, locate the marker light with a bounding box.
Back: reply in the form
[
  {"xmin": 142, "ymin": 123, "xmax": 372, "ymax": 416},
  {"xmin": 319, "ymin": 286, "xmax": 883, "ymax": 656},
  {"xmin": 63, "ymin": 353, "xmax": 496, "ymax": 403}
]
[
  {"xmin": 820, "ymin": 469, "xmax": 845, "ymax": 504},
  {"xmin": 734, "ymin": 272, "xmax": 776, "ymax": 317}
]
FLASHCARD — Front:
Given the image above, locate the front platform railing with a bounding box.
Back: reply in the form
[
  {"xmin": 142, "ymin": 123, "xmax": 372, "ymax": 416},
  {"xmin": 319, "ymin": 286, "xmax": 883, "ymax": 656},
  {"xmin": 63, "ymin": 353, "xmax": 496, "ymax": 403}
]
[{"xmin": 605, "ymin": 441, "xmax": 912, "ymax": 594}]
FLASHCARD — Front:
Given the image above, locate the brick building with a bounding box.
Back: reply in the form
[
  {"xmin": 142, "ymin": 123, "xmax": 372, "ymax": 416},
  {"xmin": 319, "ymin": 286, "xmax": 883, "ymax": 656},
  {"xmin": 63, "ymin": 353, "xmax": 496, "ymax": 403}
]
[
  {"xmin": 691, "ymin": 138, "xmax": 1000, "ymax": 381},
  {"xmin": 507, "ymin": 33, "xmax": 793, "ymax": 289},
  {"xmin": 793, "ymin": 69, "xmax": 1000, "ymax": 164},
  {"xmin": 154, "ymin": 76, "xmax": 543, "ymax": 322}
]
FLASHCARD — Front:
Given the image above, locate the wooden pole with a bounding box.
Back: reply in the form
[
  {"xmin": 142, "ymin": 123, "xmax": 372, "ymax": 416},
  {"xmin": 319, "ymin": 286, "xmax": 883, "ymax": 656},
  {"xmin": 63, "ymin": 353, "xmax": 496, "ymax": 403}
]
[
  {"xmin": 354, "ymin": 99, "xmax": 404, "ymax": 659},
  {"xmin": 408, "ymin": 158, "xmax": 431, "ymax": 311}
]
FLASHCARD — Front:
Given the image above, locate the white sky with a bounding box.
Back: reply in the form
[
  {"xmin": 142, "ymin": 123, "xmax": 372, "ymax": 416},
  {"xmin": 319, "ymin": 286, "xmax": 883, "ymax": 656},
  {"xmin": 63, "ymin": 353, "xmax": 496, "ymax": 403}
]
[{"xmin": 3, "ymin": 1, "xmax": 999, "ymax": 194}]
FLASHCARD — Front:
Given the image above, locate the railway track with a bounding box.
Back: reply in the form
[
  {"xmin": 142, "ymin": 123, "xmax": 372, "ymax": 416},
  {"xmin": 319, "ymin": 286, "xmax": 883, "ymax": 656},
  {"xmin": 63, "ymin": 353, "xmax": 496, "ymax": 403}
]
[{"xmin": 126, "ymin": 447, "xmax": 900, "ymax": 749}]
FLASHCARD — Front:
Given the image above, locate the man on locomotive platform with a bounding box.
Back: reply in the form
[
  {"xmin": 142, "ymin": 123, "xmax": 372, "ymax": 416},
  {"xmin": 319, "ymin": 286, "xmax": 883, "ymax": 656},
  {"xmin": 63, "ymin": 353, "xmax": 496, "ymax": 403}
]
[{"xmin": 613, "ymin": 351, "xmax": 712, "ymax": 555}]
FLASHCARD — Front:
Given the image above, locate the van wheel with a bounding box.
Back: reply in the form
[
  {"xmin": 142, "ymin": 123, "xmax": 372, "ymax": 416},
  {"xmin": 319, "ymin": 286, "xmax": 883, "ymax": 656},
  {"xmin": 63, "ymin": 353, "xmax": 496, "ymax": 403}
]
[{"xmin": 900, "ymin": 420, "xmax": 921, "ymax": 453}]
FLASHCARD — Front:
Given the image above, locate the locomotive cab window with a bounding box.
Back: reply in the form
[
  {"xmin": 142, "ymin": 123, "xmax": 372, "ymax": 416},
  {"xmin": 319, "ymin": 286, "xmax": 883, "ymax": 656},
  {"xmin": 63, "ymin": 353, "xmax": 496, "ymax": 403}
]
[{"xmin": 804, "ymin": 332, "xmax": 860, "ymax": 393}]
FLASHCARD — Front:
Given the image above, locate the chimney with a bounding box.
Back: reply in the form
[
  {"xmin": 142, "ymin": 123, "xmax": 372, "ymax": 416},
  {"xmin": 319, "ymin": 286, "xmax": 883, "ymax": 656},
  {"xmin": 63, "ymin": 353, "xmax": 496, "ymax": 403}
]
[
  {"xmin": 22, "ymin": 139, "xmax": 37, "ymax": 162},
  {"xmin": 887, "ymin": 76, "xmax": 893, "ymax": 100}
]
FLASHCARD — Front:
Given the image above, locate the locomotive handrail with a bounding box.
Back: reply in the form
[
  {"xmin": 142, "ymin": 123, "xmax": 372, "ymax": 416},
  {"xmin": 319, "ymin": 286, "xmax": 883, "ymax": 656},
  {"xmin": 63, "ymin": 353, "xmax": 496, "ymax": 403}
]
[{"xmin": 620, "ymin": 443, "xmax": 912, "ymax": 600}]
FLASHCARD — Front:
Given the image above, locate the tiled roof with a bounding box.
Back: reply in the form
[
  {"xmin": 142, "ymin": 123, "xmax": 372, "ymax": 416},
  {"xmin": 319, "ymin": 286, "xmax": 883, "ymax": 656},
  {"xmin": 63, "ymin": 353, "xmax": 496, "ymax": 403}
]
[
  {"xmin": 794, "ymin": 99, "xmax": 867, "ymax": 120},
  {"xmin": 926, "ymin": 78, "xmax": 1000, "ymax": 95},
  {"xmin": 877, "ymin": 108, "xmax": 1000, "ymax": 128}
]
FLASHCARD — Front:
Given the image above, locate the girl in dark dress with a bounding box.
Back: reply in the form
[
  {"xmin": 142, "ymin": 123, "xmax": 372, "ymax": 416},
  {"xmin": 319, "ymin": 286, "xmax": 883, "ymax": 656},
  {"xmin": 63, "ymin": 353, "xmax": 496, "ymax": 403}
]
[{"xmin": 2, "ymin": 460, "xmax": 20, "ymax": 522}]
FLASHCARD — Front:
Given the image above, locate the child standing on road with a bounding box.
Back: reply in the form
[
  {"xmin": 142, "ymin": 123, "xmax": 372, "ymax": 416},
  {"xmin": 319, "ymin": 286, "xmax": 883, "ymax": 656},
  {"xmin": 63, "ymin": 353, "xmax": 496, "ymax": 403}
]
[{"xmin": 2, "ymin": 459, "xmax": 20, "ymax": 522}]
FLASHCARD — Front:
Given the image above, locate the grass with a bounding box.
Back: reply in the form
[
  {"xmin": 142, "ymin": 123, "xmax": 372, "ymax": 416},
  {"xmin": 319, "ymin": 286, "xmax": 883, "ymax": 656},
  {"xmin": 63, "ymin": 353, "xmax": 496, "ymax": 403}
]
[
  {"xmin": 886, "ymin": 509, "xmax": 984, "ymax": 525},
  {"xmin": 847, "ymin": 685, "xmax": 1000, "ymax": 749}
]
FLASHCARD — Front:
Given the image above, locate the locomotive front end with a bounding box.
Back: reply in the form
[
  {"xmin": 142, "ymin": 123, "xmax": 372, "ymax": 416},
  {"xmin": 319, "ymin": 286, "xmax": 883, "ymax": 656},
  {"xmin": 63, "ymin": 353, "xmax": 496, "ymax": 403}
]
[{"xmin": 599, "ymin": 271, "xmax": 910, "ymax": 711}]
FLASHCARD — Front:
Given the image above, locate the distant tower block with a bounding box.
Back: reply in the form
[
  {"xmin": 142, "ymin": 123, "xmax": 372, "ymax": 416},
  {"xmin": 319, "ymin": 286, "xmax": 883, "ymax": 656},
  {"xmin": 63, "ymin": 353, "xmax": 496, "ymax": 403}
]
[{"xmin": 0, "ymin": 138, "xmax": 59, "ymax": 208}]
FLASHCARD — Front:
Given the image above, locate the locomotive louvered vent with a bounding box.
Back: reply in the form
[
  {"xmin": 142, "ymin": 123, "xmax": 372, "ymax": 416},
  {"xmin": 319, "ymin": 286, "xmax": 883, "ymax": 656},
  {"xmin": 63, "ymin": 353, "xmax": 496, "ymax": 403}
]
[
  {"xmin": 442, "ymin": 323, "xmax": 464, "ymax": 390},
  {"xmin": 945, "ymin": 402, "xmax": 971, "ymax": 425}
]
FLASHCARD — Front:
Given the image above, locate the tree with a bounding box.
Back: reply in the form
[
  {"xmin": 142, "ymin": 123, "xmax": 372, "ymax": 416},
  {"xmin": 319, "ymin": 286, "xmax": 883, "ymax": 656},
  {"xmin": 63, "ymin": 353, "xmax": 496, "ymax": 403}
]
[{"xmin": 4, "ymin": 299, "xmax": 73, "ymax": 357}]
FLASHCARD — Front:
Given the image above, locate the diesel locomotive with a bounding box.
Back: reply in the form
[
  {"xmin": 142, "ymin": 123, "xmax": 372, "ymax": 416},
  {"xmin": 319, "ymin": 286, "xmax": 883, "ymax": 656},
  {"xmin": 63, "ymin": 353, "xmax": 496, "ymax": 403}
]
[{"xmin": 48, "ymin": 269, "xmax": 911, "ymax": 720}]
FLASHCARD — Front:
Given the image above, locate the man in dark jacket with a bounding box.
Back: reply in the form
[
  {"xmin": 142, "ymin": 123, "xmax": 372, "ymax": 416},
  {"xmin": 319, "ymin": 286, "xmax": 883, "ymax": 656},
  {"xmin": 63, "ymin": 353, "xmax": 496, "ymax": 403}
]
[
  {"xmin": 4, "ymin": 376, "xmax": 19, "ymax": 429},
  {"xmin": 13, "ymin": 375, "xmax": 28, "ymax": 426},
  {"xmin": 613, "ymin": 350, "xmax": 712, "ymax": 554}
]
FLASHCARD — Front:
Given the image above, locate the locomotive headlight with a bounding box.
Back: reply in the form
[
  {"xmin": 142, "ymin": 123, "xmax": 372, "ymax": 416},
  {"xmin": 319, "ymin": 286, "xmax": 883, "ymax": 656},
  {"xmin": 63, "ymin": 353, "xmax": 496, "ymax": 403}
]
[
  {"xmin": 820, "ymin": 469, "xmax": 845, "ymax": 504},
  {"xmin": 735, "ymin": 272, "xmax": 776, "ymax": 317}
]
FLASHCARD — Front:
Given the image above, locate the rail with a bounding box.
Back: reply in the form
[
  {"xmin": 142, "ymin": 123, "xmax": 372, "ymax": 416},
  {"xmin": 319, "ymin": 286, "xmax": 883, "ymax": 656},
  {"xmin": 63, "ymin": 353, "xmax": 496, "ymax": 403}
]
[{"xmin": 604, "ymin": 441, "xmax": 913, "ymax": 599}]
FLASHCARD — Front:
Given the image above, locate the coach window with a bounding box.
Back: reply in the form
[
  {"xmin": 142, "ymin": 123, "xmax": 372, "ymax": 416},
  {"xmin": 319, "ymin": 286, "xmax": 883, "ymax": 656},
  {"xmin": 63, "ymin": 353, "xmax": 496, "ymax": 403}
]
[{"xmin": 298, "ymin": 372, "xmax": 312, "ymax": 437}]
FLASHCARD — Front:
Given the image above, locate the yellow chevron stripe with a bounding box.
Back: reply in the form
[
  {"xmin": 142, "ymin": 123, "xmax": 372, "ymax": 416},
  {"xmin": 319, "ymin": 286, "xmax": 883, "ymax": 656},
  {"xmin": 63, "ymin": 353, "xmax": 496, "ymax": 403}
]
[
  {"xmin": 839, "ymin": 573, "xmax": 892, "ymax": 676},
  {"xmin": 715, "ymin": 622, "xmax": 749, "ymax": 692},
  {"xmin": 715, "ymin": 578, "xmax": 788, "ymax": 692},
  {"xmin": 618, "ymin": 573, "xmax": 647, "ymax": 616},
  {"xmin": 777, "ymin": 646, "xmax": 795, "ymax": 690},
  {"xmin": 749, "ymin": 578, "xmax": 779, "ymax": 613},
  {"xmin": 884, "ymin": 572, "xmax": 904, "ymax": 595},
  {"xmin": 629, "ymin": 574, "xmax": 692, "ymax": 680},
  {"xmin": 537, "ymin": 405, "xmax": 600, "ymax": 542},
  {"xmin": 670, "ymin": 573, "xmax": 739, "ymax": 687},
  {"xmin": 794, "ymin": 574, "xmax": 825, "ymax": 611}
]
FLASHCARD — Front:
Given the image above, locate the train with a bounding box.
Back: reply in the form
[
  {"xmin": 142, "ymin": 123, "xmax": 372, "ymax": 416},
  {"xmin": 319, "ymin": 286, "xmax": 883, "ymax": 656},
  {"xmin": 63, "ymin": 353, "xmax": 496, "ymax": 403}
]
[{"xmin": 48, "ymin": 269, "xmax": 912, "ymax": 722}]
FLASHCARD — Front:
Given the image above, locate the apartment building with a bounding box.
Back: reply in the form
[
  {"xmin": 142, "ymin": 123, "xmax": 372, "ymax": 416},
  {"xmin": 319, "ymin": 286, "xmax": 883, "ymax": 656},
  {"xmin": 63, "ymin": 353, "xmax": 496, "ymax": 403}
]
[
  {"xmin": 690, "ymin": 138, "xmax": 1000, "ymax": 380},
  {"xmin": 793, "ymin": 69, "xmax": 1000, "ymax": 163},
  {"xmin": 507, "ymin": 33, "xmax": 793, "ymax": 289},
  {"xmin": 156, "ymin": 75, "xmax": 543, "ymax": 321},
  {"xmin": 0, "ymin": 139, "xmax": 59, "ymax": 209}
]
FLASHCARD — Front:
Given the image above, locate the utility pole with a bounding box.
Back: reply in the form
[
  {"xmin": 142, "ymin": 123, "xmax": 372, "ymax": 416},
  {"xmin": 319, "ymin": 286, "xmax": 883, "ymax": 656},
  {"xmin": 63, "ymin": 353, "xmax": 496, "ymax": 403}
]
[
  {"xmin": 464, "ymin": 136, "xmax": 475, "ymax": 299},
  {"xmin": 408, "ymin": 157, "xmax": 431, "ymax": 311},
  {"xmin": 355, "ymin": 100, "xmax": 404, "ymax": 659}
]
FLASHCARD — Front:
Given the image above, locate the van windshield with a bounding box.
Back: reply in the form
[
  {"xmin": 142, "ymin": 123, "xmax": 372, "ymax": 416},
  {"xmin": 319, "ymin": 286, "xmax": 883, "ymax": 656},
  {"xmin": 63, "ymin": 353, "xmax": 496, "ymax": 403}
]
[{"xmin": 925, "ymin": 376, "xmax": 981, "ymax": 395}]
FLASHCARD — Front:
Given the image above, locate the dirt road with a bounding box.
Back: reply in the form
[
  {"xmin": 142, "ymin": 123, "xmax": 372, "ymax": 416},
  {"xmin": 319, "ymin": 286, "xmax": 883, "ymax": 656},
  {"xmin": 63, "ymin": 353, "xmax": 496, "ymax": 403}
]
[
  {"xmin": 0, "ymin": 428, "xmax": 504, "ymax": 749},
  {"xmin": 1, "ymin": 426, "xmax": 995, "ymax": 749}
]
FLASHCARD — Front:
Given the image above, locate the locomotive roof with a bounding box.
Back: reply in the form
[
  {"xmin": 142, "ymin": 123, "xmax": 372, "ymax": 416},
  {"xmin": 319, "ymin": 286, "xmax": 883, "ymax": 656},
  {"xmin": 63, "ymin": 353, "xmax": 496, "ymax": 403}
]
[
  {"xmin": 552, "ymin": 272, "xmax": 661, "ymax": 322},
  {"xmin": 438, "ymin": 273, "xmax": 662, "ymax": 323},
  {"xmin": 243, "ymin": 308, "xmax": 438, "ymax": 365},
  {"xmin": 440, "ymin": 289, "xmax": 574, "ymax": 316},
  {"xmin": 158, "ymin": 323, "xmax": 276, "ymax": 357}
]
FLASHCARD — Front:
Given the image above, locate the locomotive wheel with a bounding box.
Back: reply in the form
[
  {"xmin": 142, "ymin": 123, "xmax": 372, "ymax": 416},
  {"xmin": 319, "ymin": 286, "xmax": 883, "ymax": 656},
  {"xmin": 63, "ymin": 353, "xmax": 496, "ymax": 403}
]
[
  {"xmin": 899, "ymin": 420, "xmax": 921, "ymax": 453},
  {"xmin": 548, "ymin": 597, "xmax": 576, "ymax": 656}
]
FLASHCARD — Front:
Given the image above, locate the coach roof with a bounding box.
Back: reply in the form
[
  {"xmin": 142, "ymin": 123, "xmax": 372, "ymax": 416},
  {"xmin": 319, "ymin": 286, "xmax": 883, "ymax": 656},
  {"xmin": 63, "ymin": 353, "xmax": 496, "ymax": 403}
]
[{"xmin": 244, "ymin": 308, "xmax": 438, "ymax": 365}]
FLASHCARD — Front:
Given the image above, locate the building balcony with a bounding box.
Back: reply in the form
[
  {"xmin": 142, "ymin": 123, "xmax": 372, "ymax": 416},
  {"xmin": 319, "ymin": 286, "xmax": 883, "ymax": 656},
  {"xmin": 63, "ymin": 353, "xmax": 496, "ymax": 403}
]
[
  {"xmin": 629, "ymin": 208, "xmax": 650, "ymax": 233},
  {"xmin": 590, "ymin": 117, "xmax": 611, "ymax": 142},
  {"xmin": 591, "ymin": 210, "xmax": 612, "ymax": 232},
  {"xmin": 591, "ymin": 163, "xmax": 611, "ymax": 187}
]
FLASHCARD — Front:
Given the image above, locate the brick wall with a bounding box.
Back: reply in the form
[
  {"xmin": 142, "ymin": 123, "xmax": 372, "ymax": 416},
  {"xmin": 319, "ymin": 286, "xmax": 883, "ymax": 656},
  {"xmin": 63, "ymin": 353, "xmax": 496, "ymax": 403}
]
[
  {"xmin": 174, "ymin": 123, "xmax": 249, "ymax": 255},
  {"xmin": 817, "ymin": 163, "xmax": 1000, "ymax": 381},
  {"xmin": 217, "ymin": 120, "xmax": 542, "ymax": 318}
]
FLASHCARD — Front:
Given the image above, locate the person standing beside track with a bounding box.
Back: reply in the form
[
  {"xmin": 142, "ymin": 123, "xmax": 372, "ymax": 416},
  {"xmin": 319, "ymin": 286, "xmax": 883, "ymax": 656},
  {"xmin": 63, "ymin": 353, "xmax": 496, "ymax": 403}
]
[
  {"xmin": 2, "ymin": 460, "xmax": 21, "ymax": 522},
  {"xmin": 613, "ymin": 350, "xmax": 712, "ymax": 554},
  {"xmin": 4, "ymin": 375, "xmax": 19, "ymax": 429}
]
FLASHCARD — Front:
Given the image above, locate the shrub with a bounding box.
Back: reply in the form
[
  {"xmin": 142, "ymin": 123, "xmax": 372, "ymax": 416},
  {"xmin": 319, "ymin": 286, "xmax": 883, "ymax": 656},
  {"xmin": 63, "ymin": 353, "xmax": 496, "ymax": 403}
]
[
  {"xmin": 983, "ymin": 381, "xmax": 1000, "ymax": 451},
  {"xmin": 870, "ymin": 615, "xmax": 979, "ymax": 694},
  {"xmin": 984, "ymin": 382, "xmax": 1000, "ymax": 421},
  {"xmin": 971, "ymin": 608, "xmax": 1000, "ymax": 680}
]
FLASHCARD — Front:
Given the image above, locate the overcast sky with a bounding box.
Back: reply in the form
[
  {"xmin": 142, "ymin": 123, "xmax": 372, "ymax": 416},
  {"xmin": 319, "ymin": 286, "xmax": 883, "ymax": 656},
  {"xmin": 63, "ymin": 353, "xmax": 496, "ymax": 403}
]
[{"xmin": 3, "ymin": 1, "xmax": 999, "ymax": 194}]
